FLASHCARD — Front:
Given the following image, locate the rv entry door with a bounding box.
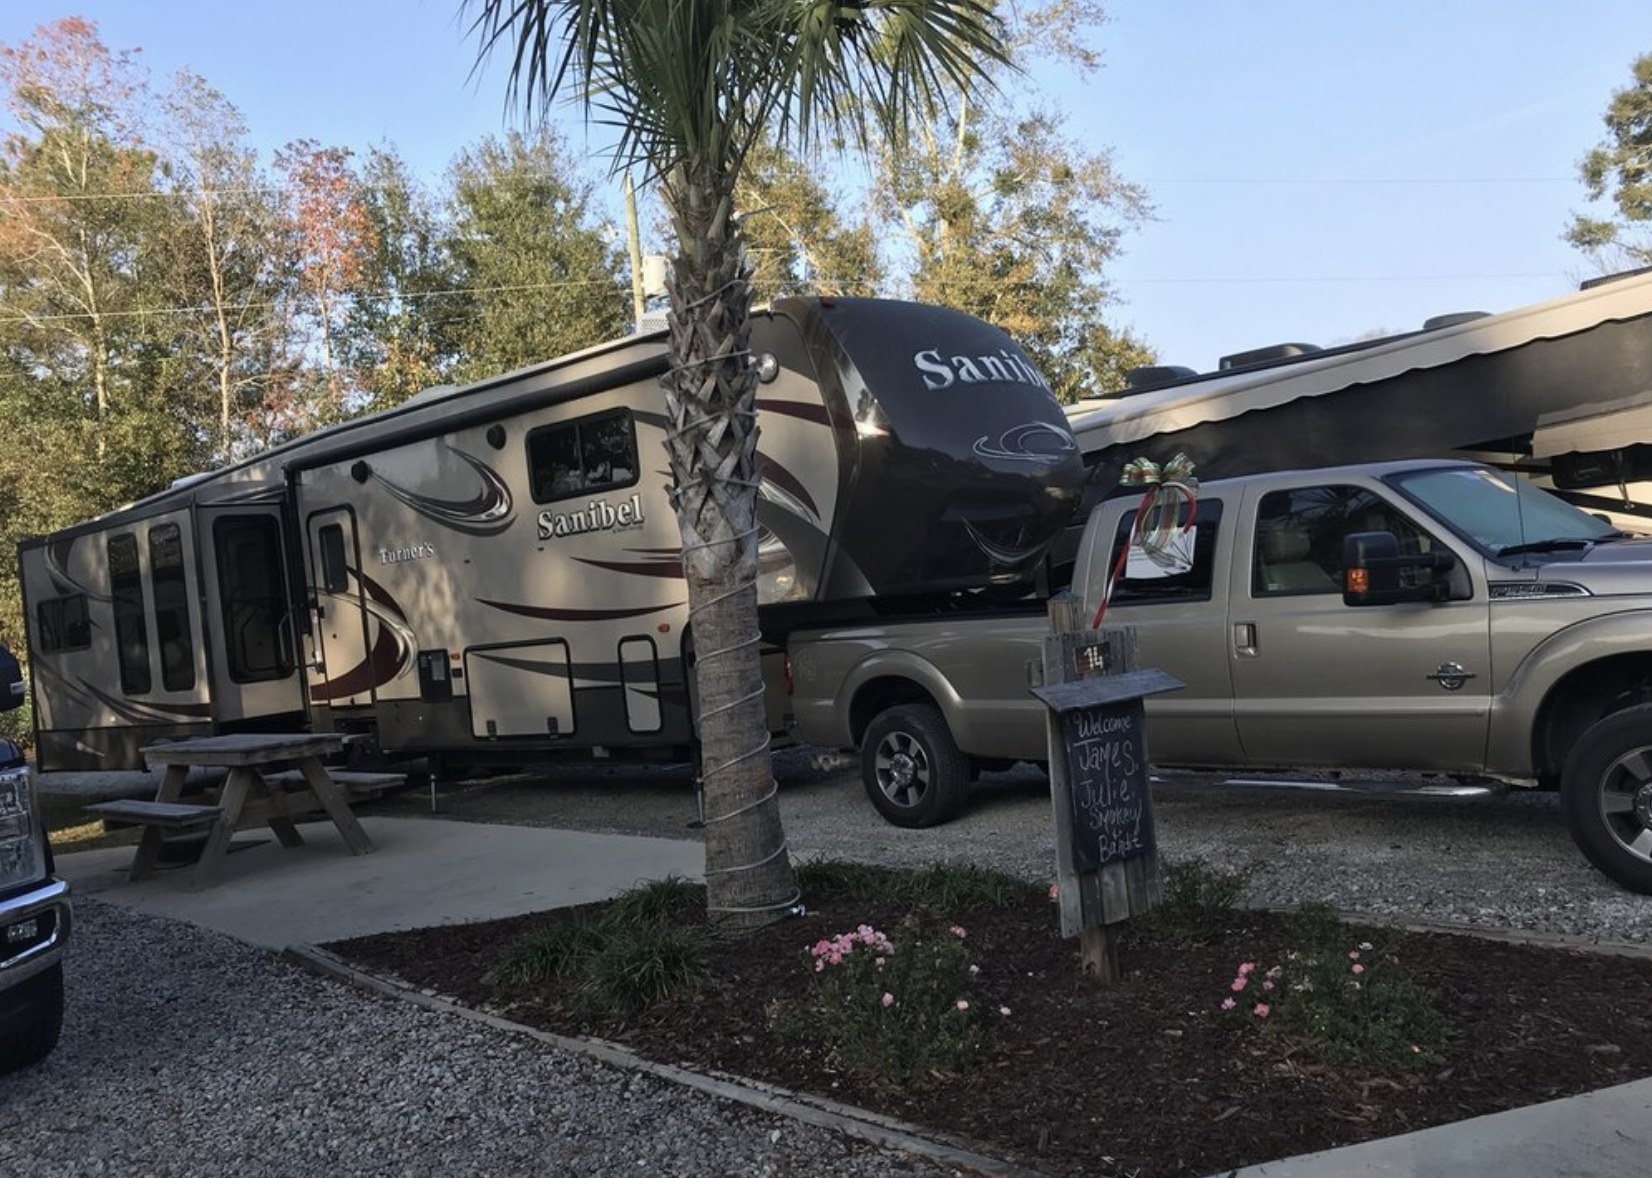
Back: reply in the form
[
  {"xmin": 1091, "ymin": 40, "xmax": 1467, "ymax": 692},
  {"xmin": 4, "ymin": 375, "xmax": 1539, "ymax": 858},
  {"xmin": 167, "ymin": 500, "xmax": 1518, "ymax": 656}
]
[
  {"xmin": 307, "ymin": 509, "xmax": 377, "ymax": 709},
  {"xmin": 198, "ymin": 505, "xmax": 304, "ymax": 724}
]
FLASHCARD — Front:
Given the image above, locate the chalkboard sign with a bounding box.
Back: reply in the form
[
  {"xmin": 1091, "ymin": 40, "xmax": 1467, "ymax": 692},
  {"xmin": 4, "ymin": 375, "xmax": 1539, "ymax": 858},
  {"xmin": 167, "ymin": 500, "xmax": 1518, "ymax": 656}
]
[{"xmin": 1061, "ymin": 699, "xmax": 1154, "ymax": 872}]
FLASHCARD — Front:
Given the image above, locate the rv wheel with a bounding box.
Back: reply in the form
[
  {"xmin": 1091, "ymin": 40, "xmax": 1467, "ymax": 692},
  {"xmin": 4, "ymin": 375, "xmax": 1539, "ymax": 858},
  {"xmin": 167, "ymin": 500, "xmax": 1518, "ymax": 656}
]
[
  {"xmin": 1560, "ymin": 704, "xmax": 1652, "ymax": 895},
  {"xmin": 861, "ymin": 704, "xmax": 970, "ymax": 828}
]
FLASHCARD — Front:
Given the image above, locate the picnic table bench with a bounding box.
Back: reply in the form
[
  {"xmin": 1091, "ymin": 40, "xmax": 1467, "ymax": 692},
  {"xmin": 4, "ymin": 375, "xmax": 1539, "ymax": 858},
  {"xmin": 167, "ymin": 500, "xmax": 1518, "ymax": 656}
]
[{"xmin": 86, "ymin": 733, "xmax": 377, "ymax": 888}]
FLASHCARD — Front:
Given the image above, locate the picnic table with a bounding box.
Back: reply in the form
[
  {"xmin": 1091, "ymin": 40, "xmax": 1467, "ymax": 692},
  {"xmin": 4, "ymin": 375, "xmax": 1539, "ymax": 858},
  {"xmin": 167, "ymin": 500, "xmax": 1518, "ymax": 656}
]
[{"xmin": 86, "ymin": 733, "xmax": 380, "ymax": 888}]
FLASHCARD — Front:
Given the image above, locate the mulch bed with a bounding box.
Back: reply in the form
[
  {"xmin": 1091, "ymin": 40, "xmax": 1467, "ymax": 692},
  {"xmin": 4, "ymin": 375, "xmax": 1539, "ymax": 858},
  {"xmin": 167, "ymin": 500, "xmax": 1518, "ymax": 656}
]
[{"xmin": 326, "ymin": 882, "xmax": 1652, "ymax": 1178}]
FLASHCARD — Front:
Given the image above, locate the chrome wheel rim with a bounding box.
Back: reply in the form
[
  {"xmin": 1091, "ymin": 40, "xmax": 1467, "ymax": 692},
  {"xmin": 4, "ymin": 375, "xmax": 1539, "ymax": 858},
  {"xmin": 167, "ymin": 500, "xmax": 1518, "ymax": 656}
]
[
  {"xmin": 874, "ymin": 731, "xmax": 930, "ymax": 810},
  {"xmin": 1597, "ymin": 745, "xmax": 1652, "ymax": 865}
]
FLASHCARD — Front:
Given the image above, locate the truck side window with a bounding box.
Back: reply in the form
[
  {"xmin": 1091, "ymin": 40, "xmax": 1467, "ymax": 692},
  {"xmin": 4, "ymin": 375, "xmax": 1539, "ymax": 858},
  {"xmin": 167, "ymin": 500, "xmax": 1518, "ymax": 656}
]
[
  {"xmin": 1106, "ymin": 499, "xmax": 1223, "ymax": 605},
  {"xmin": 1253, "ymin": 486, "xmax": 1435, "ymax": 597}
]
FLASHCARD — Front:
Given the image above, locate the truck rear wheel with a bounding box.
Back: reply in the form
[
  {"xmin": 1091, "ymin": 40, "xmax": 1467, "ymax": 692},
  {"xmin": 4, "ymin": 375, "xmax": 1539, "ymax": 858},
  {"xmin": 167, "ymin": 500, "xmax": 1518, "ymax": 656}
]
[
  {"xmin": 1560, "ymin": 705, "xmax": 1652, "ymax": 895},
  {"xmin": 861, "ymin": 704, "xmax": 970, "ymax": 828}
]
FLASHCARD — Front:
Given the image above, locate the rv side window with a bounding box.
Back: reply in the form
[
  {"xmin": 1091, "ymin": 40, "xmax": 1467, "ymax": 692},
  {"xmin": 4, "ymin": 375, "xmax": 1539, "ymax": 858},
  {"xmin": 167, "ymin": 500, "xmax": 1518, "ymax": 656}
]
[
  {"xmin": 526, "ymin": 410, "xmax": 639, "ymax": 504},
  {"xmin": 1105, "ymin": 499, "xmax": 1222, "ymax": 605},
  {"xmin": 213, "ymin": 515, "xmax": 294, "ymax": 683},
  {"xmin": 318, "ymin": 524, "xmax": 349, "ymax": 594},
  {"xmin": 150, "ymin": 523, "xmax": 196, "ymax": 692},
  {"xmin": 36, "ymin": 595, "xmax": 90, "ymax": 653},
  {"xmin": 108, "ymin": 532, "xmax": 152, "ymax": 695}
]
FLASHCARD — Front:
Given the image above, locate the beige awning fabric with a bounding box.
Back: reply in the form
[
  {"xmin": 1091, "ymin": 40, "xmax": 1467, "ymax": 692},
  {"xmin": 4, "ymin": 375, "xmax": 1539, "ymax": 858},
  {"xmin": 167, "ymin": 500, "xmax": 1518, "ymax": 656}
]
[{"xmin": 1531, "ymin": 398, "xmax": 1652, "ymax": 458}]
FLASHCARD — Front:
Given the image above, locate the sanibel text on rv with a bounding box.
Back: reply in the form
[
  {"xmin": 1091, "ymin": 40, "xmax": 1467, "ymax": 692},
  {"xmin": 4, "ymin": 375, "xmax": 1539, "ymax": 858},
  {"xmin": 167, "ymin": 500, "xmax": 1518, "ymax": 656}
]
[
  {"xmin": 537, "ymin": 492, "xmax": 645, "ymax": 540},
  {"xmin": 912, "ymin": 347, "xmax": 1051, "ymax": 392}
]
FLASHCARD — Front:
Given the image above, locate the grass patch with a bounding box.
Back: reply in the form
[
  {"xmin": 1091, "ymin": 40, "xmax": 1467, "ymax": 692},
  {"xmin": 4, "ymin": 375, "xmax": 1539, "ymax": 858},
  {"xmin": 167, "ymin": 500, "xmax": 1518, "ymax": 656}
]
[
  {"xmin": 487, "ymin": 915, "xmax": 607, "ymax": 987},
  {"xmin": 577, "ymin": 923, "xmax": 707, "ymax": 1015}
]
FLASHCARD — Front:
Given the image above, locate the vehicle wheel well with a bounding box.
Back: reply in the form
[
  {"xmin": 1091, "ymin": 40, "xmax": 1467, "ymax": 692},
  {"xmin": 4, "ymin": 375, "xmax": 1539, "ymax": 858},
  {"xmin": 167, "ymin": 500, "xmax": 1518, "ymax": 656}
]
[
  {"xmin": 849, "ymin": 677, "xmax": 940, "ymax": 747},
  {"xmin": 1533, "ymin": 654, "xmax": 1652, "ymax": 782}
]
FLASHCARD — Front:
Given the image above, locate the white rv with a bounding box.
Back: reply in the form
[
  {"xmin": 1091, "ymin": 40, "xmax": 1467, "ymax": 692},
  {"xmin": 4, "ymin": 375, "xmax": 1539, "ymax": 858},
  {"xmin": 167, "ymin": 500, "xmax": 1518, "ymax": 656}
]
[{"xmin": 21, "ymin": 298, "xmax": 1084, "ymax": 772}]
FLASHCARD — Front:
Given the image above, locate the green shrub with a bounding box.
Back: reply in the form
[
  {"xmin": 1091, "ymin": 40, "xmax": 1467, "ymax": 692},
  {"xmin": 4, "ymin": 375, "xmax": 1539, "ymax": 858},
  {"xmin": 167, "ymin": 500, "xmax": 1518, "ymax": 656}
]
[
  {"xmin": 898, "ymin": 861, "xmax": 1027, "ymax": 910},
  {"xmin": 793, "ymin": 859, "xmax": 892, "ymax": 902},
  {"xmin": 489, "ymin": 880, "xmax": 708, "ymax": 1014},
  {"xmin": 577, "ymin": 922, "xmax": 707, "ymax": 1015},
  {"xmin": 783, "ymin": 914, "xmax": 982, "ymax": 1086},
  {"xmin": 487, "ymin": 915, "xmax": 606, "ymax": 987},
  {"xmin": 601, "ymin": 876, "xmax": 704, "ymax": 928},
  {"xmin": 1140, "ymin": 857, "xmax": 1252, "ymax": 947}
]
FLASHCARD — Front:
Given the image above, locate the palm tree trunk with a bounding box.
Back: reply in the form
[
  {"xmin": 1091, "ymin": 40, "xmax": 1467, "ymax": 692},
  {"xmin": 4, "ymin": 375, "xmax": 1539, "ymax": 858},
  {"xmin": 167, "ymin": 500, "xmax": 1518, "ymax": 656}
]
[{"xmin": 662, "ymin": 162, "xmax": 797, "ymax": 931}]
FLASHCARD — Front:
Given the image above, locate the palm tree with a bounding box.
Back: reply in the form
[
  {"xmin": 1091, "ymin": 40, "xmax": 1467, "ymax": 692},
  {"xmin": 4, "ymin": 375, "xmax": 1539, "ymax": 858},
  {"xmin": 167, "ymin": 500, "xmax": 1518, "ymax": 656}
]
[{"xmin": 464, "ymin": 0, "xmax": 1010, "ymax": 930}]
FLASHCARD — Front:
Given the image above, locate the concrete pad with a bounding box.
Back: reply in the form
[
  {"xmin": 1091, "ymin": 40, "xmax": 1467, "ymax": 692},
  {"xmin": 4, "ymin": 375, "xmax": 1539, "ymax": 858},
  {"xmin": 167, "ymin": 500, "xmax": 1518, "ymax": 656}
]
[
  {"xmin": 1226, "ymin": 1074, "xmax": 1652, "ymax": 1178},
  {"xmin": 54, "ymin": 816, "xmax": 705, "ymax": 949}
]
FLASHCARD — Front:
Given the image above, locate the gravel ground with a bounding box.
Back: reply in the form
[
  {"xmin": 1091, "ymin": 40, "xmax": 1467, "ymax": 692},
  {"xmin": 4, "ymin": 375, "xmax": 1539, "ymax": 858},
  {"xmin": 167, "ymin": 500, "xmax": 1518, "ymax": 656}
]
[
  {"xmin": 1, "ymin": 903, "xmax": 953, "ymax": 1178},
  {"xmin": 368, "ymin": 747, "xmax": 1652, "ymax": 945},
  {"xmin": 17, "ymin": 746, "xmax": 1652, "ymax": 1177}
]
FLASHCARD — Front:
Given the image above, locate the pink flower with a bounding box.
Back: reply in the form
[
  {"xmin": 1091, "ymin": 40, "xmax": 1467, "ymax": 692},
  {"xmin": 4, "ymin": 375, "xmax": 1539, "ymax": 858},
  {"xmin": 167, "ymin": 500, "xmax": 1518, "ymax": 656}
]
[
  {"xmin": 1220, "ymin": 998, "xmax": 1236, "ymax": 1011},
  {"xmin": 1349, "ymin": 950, "xmax": 1362, "ymax": 961},
  {"xmin": 1048, "ymin": 883, "xmax": 1059, "ymax": 900},
  {"xmin": 1230, "ymin": 978, "xmax": 1247, "ymax": 992},
  {"xmin": 1237, "ymin": 962, "xmax": 1256, "ymax": 977},
  {"xmin": 874, "ymin": 957, "xmax": 886, "ymax": 969},
  {"xmin": 881, "ymin": 992, "xmax": 894, "ymax": 1007},
  {"xmin": 1253, "ymin": 1003, "xmax": 1271, "ymax": 1019},
  {"xmin": 1261, "ymin": 980, "xmax": 1275, "ymax": 991},
  {"xmin": 956, "ymin": 1000, "xmax": 969, "ymax": 1011},
  {"xmin": 950, "ymin": 925, "xmax": 968, "ymax": 939},
  {"xmin": 1351, "ymin": 963, "xmax": 1365, "ymax": 975}
]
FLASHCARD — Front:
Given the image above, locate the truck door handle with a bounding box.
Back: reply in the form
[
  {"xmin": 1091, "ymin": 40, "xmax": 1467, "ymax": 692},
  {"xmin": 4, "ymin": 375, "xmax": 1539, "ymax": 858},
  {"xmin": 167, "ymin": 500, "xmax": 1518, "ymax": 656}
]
[{"xmin": 1234, "ymin": 622, "xmax": 1258, "ymax": 657}]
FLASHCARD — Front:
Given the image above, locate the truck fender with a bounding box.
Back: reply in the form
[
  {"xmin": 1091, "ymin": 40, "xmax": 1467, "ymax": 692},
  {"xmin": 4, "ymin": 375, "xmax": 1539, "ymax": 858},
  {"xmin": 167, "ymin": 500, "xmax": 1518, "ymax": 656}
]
[
  {"xmin": 1488, "ymin": 608, "xmax": 1652, "ymax": 776},
  {"xmin": 833, "ymin": 650, "xmax": 967, "ymax": 750}
]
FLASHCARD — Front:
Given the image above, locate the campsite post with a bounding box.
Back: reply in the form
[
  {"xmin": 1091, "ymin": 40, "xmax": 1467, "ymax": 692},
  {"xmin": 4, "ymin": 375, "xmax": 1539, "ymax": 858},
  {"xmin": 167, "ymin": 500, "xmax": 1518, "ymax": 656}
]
[{"xmin": 1034, "ymin": 594, "xmax": 1180, "ymax": 981}]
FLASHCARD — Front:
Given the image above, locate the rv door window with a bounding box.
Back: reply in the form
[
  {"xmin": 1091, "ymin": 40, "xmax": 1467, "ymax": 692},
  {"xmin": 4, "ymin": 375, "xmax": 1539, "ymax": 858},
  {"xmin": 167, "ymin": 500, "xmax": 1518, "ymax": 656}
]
[
  {"xmin": 213, "ymin": 515, "xmax": 294, "ymax": 683},
  {"xmin": 36, "ymin": 595, "xmax": 90, "ymax": 653},
  {"xmin": 318, "ymin": 523, "xmax": 349, "ymax": 594},
  {"xmin": 150, "ymin": 523, "xmax": 196, "ymax": 691},
  {"xmin": 527, "ymin": 409, "xmax": 639, "ymax": 503},
  {"xmin": 108, "ymin": 533, "xmax": 152, "ymax": 695}
]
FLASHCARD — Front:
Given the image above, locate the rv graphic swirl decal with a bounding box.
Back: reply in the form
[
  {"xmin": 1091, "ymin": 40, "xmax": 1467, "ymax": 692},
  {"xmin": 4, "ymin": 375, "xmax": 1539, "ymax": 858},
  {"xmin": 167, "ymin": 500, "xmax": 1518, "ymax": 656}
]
[
  {"xmin": 972, "ymin": 422, "xmax": 1077, "ymax": 465},
  {"xmin": 370, "ymin": 446, "xmax": 515, "ymax": 535}
]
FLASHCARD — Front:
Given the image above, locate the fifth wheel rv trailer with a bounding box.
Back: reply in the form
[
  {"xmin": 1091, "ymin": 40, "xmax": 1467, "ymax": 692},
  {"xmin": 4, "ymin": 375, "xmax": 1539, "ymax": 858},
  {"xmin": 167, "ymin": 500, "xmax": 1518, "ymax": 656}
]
[
  {"xmin": 1060, "ymin": 266, "xmax": 1652, "ymax": 559},
  {"xmin": 20, "ymin": 297, "xmax": 1083, "ymax": 772}
]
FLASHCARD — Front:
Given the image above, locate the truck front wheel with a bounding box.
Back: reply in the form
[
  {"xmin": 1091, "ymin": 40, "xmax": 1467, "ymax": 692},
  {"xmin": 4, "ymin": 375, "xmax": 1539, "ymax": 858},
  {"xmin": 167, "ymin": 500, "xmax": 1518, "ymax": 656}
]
[
  {"xmin": 861, "ymin": 705, "xmax": 970, "ymax": 828},
  {"xmin": 1560, "ymin": 705, "xmax": 1652, "ymax": 895}
]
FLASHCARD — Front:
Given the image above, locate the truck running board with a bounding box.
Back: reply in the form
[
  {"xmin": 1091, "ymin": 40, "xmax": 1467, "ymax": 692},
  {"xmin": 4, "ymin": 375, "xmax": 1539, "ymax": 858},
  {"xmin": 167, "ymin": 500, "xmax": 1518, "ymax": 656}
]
[{"xmin": 1202, "ymin": 776, "xmax": 1501, "ymax": 799}]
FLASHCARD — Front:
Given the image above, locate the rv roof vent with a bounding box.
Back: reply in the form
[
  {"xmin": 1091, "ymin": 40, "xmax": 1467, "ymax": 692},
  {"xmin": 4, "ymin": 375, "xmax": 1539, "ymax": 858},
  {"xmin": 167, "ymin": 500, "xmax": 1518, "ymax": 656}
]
[
  {"xmin": 168, "ymin": 470, "xmax": 211, "ymax": 491},
  {"xmin": 1217, "ymin": 342, "xmax": 1321, "ymax": 371},
  {"xmin": 1422, "ymin": 311, "xmax": 1490, "ymax": 331},
  {"xmin": 635, "ymin": 310, "xmax": 669, "ymax": 334},
  {"xmin": 1121, "ymin": 365, "xmax": 1198, "ymax": 394}
]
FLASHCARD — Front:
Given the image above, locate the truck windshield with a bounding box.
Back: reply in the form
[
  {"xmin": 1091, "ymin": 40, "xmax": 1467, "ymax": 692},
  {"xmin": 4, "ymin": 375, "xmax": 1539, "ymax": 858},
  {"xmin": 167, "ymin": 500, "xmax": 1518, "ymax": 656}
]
[{"xmin": 1389, "ymin": 466, "xmax": 1618, "ymax": 556}]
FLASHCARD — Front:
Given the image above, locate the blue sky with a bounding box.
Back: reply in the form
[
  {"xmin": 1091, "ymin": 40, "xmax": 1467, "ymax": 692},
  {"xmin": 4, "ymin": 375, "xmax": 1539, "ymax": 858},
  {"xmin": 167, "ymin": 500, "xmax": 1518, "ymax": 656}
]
[{"xmin": 3, "ymin": 1, "xmax": 1651, "ymax": 373}]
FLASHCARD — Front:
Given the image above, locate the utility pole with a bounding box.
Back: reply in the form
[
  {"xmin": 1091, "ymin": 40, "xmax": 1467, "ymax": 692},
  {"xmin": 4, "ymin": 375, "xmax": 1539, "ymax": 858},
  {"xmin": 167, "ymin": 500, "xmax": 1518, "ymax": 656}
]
[{"xmin": 624, "ymin": 170, "xmax": 646, "ymax": 325}]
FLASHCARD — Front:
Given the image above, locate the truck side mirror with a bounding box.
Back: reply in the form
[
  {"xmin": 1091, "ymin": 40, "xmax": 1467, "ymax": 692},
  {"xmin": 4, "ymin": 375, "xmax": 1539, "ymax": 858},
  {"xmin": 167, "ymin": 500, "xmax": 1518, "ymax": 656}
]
[{"xmin": 1342, "ymin": 531, "xmax": 1456, "ymax": 606}]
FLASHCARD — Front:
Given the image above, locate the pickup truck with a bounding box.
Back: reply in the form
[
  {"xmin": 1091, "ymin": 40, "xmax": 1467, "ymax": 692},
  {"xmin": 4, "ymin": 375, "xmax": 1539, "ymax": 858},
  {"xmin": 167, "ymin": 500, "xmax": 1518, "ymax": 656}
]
[
  {"xmin": 0, "ymin": 644, "xmax": 70, "ymax": 1074},
  {"xmin": 784, "ymin": 458, "xmax": 1652, "ymax": 895}
]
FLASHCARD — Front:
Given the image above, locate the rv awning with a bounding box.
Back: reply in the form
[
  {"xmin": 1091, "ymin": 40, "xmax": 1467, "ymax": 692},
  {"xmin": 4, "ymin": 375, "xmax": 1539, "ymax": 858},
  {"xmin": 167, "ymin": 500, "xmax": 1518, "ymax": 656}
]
[{"xmin": 1530, "ymin": 397, "xmax": 1652, "ymax": 458}]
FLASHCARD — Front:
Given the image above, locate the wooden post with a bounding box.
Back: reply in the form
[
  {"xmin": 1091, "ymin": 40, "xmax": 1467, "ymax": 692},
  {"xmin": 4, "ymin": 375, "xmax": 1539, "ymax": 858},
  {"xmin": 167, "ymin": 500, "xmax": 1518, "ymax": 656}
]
[{"xmin": 1037, "ymin": 593, "xmax": 1176, "ymax": 983}]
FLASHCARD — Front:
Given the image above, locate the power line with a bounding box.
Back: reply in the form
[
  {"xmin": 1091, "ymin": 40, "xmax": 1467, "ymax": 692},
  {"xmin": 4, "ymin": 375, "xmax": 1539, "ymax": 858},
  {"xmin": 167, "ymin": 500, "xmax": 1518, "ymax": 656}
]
[{"xmin": 0, "ymin": 277, "xmax": 627, "ymax": 326}]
